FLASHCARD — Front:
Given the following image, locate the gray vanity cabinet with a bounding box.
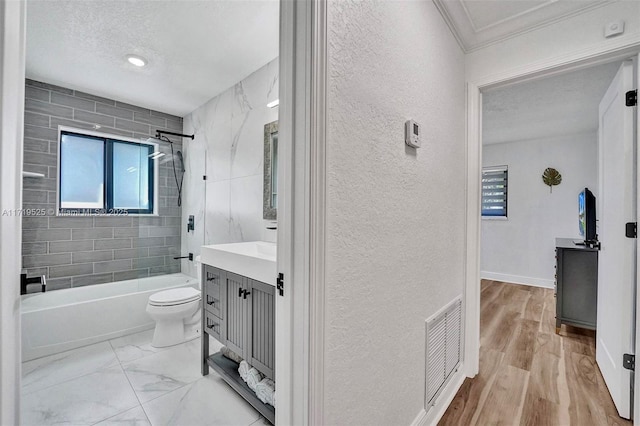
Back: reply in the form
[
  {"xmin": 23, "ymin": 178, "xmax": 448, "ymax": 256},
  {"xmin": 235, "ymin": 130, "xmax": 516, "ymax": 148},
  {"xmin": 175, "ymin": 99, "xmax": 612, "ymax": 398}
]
[
  {"xmin": 201, "ymin": 260, "xmax": 277, "ymax": 424},
  {"xmin": 202, "ymin": 265, "xmax": 275, "ymax": 380}
]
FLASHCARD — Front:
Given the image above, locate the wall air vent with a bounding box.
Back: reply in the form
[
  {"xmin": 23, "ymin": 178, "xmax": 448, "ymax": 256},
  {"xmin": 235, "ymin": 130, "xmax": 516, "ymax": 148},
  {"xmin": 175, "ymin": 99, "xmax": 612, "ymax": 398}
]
[{"xmin": 425, "ymin": 296, "xmax": 462, "ymax": 411}]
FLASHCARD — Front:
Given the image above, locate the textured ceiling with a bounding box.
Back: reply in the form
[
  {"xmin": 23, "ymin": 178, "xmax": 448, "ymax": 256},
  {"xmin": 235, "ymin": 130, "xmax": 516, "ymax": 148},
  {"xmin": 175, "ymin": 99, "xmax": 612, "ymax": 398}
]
[
  {"xmin": 483, "ymin": 60, "xmax": 622, "ymax": 145},
  {"xmin": 26, "ymin": 0, "xmax": 279, "ymax": 116},
  {"xmin": 434, "ymin": 0, "xmax": 608, "ymax": 51}
]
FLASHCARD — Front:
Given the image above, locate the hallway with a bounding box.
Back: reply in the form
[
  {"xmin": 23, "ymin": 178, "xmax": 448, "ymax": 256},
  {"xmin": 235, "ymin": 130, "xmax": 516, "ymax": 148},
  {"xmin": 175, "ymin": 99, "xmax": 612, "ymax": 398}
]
[{"xmin": 439, "ymin": 280, "xmax": 630, "ymax": 425}]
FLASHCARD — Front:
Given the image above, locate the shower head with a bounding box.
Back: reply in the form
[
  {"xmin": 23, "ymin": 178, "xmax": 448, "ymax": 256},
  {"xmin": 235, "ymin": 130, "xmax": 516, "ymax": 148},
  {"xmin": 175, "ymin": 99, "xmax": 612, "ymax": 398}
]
[{"xmin": 141, "ymin": 130, "xmax": 190, "ymax": 208}]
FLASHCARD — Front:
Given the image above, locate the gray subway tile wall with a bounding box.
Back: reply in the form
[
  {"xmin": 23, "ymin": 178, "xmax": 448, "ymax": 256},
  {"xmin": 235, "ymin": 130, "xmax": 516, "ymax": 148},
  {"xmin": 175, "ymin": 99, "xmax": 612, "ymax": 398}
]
[{"xmin": 22, "ymin": 79, "xmax": 185, "ymax": 292}]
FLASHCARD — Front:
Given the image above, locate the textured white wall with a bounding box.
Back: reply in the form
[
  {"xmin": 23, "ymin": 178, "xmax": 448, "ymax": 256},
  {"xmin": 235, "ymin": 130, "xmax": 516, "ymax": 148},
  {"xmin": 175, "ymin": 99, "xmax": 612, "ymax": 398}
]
[
  {"xmin": 481, "ymin": 133, "xmax": 598, "ymax": 287},
  {"xmin": 181, "ymin": 59, "xmax": 278, "ymax": 277},
  {"xmin": 466, "ymin": 1, "xmax": 640, "ymax": 82},
  {"xmin": 325, "ymin": 1, "xmax": 465, "ymax": 424}
]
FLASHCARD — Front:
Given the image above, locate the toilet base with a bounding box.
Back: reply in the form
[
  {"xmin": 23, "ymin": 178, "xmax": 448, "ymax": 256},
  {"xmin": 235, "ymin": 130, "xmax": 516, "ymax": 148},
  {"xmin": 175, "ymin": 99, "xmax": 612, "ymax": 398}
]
[
  {"xmin": 184, "ymin": 322, "xmax": 201, "ymax": 343},
  {"xmin": 151, "ymin": 312, "xmax": 201, "ymax": 348}
]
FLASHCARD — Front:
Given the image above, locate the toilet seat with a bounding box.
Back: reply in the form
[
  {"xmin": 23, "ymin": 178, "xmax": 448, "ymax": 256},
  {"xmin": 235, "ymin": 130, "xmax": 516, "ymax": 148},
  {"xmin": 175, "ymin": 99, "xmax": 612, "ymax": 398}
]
[{"xmin": 149, "ymin": 287, "xmax": 200, "ymax": 307}]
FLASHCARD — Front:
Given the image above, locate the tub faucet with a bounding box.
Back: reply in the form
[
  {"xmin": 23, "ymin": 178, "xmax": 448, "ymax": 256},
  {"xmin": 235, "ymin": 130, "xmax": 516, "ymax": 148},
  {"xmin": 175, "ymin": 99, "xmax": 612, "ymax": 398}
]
[{"xmin": 20, "ymin": 273, "xmax": 46, "ymax": 295}]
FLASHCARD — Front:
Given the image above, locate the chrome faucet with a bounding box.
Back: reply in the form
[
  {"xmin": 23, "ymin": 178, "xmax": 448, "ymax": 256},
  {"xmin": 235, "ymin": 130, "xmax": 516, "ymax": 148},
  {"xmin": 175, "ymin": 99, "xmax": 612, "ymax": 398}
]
[{"xmin": 20, "ymin": 273, "xmax": 46, "ymax": 295}]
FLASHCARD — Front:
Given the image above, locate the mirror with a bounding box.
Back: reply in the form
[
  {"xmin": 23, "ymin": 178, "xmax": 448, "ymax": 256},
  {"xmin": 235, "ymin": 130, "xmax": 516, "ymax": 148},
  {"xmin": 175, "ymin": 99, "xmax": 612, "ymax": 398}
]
[{"xmin": 263, "ymin": 120, "xmax": 278, "ymax": 220}]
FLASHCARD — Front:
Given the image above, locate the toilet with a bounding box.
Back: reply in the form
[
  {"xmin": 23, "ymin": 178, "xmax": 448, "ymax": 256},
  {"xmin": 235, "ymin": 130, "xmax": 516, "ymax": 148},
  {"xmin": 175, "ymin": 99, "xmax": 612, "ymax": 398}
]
[{"xmin": 146, "ymin": 256, "xmax": 202, "ymax": 348}]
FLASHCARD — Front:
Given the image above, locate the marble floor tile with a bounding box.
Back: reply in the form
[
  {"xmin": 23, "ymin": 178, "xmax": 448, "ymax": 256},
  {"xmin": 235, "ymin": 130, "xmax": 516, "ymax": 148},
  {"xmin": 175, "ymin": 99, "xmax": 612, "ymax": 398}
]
[
  {"xmin": 22, "ymin": 341, "xmax": 118, "ymax": 395},
  {"xmin": 250, "ymin": 416, "xmax": 271, "ymax": 425},
  {"xmin": 109, "ymin": 330, "xmax": 167, "ymax": 364},
  {"xmin": 142, "ymin": 375, "xmax": 261, "ymax": 426},
  {"xmin": 94, "ymin": 405, "xmax": 151, "ymax": 426},
  {"xmin": 21, "ymin": 365, "xmax": 138, "ymax": 426},
  {"xmin": 121, "ymin": 339, "xmax": 203, "ymax": 403}
]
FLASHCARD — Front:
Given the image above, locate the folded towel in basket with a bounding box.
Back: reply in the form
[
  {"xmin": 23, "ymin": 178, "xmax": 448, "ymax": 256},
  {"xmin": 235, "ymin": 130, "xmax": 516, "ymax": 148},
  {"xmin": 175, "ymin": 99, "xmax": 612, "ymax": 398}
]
[
  {"xmin": 238, "ymin": 360, "xmax": 250, "ymax": 381},
  {"xmin": 255, "ymin": 378, "xmax": 275, "ymax": 406},
  {"xmin": 246, "ymin": 367, "xmax": 264, "ymax": 391}
]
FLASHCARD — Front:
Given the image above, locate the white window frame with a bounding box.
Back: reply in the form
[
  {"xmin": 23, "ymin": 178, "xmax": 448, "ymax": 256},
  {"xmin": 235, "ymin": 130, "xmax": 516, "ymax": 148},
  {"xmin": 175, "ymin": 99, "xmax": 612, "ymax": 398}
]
[{"xmin": 56, "ymin": 125, "xmax": 159, "ymax": 216}]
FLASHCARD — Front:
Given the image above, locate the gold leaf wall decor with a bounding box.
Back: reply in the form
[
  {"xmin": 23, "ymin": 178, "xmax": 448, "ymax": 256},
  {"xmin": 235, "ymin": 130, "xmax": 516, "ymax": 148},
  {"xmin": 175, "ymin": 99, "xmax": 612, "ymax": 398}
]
[{"xmin": 542, "ymin": 167, "xmax": 562, "ymax": 193}]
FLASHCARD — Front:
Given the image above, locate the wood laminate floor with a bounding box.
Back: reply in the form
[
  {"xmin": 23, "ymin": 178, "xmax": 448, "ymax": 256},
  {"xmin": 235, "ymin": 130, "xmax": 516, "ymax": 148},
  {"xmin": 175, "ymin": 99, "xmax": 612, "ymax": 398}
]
[{"xmin": 439, "ymin": 280, "xmax": 631, "ymax": 426}]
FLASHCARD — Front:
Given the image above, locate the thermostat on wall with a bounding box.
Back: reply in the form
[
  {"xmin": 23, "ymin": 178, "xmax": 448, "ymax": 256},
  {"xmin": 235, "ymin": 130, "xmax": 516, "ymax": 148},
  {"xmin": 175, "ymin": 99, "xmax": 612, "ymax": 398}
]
[{"xmin": 405, "ymin": 119, "xmax": 421, "ymax": 148}]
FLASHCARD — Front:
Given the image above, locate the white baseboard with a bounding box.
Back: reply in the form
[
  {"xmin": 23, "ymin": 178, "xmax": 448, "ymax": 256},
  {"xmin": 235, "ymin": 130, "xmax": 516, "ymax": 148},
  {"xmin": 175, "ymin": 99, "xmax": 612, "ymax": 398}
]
[
  {"xmin": 410, "ymin": 367, "xmax": 467, "ymax": 426},
  {"xmin": 480, "ymin": 271, "xmax": 554, "ymax": 289}
]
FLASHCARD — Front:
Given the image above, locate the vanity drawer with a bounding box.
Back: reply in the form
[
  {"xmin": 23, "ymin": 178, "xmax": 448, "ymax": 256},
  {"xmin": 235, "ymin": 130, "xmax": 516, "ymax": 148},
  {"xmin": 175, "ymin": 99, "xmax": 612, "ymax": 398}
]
[
  {"xmin": 203, "ymin": 291, "xmax": 221, "ymax": 318},
  {"xmin": 203, "ymin": 266, "xmax": 222, "ymax": 317},
  {"xmin": 204, "ymin": 310, "xmax": 221, "ymax": 341},
  {"xmin": 204, "ymin": 265, "xmax": 222, "ymax": 282}
]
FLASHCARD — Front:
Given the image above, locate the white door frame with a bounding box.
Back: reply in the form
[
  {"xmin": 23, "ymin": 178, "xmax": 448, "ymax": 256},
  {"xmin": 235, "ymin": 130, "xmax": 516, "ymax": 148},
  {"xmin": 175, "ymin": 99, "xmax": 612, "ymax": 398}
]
[
  {"xmin": 277, "ymin": 0, "xmax": 327, "ymax": 424},
  {"xmin": 635, "ymin": 51, "xmax": 640, "ymax": 421},
  {"xmin": 0, "ymin": 0, "xmax": 26, "ymax": 424},
  {"xmin": 464, "ymin": 35, "xmax": 640, "ymax": 418}
]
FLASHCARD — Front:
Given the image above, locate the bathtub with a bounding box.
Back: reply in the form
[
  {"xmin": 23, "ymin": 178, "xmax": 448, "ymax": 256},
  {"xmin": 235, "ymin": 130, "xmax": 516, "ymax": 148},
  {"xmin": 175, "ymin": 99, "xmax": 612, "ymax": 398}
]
[{"xmin": 21, "ymin": 273, "xmax": 198, "ymax": 361}]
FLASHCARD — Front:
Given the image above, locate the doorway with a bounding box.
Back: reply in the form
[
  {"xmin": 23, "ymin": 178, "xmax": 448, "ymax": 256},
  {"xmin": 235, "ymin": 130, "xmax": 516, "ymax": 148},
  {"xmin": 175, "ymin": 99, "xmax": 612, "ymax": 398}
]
[
  {"xmin": 0, "ymin": 0, "xmax": 313, "ymax": 424},
  {"xmin": 463, "ymin": 49, "xmax": 640, "ymax": 423},
  {"xmin": 443, "ymin": 59, "xmax": 633, "ymax": 424}
]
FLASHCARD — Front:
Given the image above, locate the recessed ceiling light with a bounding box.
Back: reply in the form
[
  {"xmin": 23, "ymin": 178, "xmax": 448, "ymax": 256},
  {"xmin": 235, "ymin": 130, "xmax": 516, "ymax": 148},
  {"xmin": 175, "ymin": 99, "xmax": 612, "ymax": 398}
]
[
  {"xmin": 267, "ymin": 99, "xmax": 279, "ymax": 108},
  {"xmin": 126, "ymin": 55, "xmax": 147, "ymax": 67}
]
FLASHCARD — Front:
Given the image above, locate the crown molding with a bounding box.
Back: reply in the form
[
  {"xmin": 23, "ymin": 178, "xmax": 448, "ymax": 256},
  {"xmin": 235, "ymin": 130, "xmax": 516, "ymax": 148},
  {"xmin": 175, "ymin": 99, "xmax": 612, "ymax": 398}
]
[{"xmin": 433, "ymin": 0, "xmax": 613, "ymax": 53}]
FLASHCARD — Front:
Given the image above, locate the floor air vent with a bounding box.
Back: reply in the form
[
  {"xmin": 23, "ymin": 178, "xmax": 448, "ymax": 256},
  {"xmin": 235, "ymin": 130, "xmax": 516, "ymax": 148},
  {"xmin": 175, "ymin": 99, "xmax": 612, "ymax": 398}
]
[{"xmin": 425, "ymin": 296, "xmax": 462, "ymax": 410}]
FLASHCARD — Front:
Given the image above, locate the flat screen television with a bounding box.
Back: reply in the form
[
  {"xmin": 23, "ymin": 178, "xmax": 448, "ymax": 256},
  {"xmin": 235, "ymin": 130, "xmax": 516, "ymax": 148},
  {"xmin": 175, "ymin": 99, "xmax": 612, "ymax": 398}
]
[{"xmin": 578, "ymin": 188, "xmax": 597, "ymax": 243}]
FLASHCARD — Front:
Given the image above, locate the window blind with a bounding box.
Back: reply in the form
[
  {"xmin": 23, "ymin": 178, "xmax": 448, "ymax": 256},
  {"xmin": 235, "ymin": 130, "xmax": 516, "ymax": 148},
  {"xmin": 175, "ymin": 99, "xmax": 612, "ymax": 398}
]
[{"xmin": 482, "ymin": 166, "xmax": 508, "ymax": 217}]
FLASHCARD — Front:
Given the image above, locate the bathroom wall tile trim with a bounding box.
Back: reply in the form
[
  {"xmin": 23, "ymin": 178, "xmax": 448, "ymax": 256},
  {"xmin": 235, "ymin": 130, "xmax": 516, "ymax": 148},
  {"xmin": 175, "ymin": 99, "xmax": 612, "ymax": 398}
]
[{"xmin": 22, "ymin": 79, "xmax": 184, "ymax": 291}]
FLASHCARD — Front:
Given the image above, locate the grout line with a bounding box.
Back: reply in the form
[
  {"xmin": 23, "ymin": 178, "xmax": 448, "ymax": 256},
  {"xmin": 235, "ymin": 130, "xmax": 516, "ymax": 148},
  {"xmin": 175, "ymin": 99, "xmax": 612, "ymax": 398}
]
[
  {"xmin": 139, "ymin": 405, "xmax": 153, "ymax": 426},
  {"xmin": 248, "ymin": 415, "xmax": 268, "ymax": 425},
  {"xmin": 87, "ymin": 362, "xmax": 140, "ymax": 426},
  {"xmin": 88, "ymin": 404, "xmax": 143, "ymax": 426},
  {"xmin": 119, "ymin": 359, "xmax": 146, "ymax": 411},
  {"xmin": 21, "ymin": 342, "xmax": 119, "ymax": 396}
]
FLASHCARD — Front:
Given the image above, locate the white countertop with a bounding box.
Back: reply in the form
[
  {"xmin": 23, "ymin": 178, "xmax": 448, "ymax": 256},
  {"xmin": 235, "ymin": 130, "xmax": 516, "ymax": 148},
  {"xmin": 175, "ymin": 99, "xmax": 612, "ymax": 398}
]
[{"xmin": 200, "ymin": 241, "xmax": 277, "ymax": 285}]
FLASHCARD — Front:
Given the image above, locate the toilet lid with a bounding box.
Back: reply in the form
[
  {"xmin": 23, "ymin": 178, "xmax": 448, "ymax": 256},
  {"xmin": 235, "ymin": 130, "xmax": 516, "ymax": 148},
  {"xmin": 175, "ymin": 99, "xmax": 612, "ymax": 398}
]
[{"xmin": 149, "ymin": 287, "xmax": 200, "ymax": 306}]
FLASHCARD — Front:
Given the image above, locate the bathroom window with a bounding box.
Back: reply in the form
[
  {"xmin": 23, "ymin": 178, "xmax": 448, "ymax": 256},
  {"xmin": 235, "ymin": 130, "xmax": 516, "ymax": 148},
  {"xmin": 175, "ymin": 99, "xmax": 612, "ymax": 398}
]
[
  {"xmin": 58, "ymin": 129, "xmax": 156, "ymax": 215},
  {"xmin": 481, "ymin": 166, "xmax": 508, "ymax": 218}
]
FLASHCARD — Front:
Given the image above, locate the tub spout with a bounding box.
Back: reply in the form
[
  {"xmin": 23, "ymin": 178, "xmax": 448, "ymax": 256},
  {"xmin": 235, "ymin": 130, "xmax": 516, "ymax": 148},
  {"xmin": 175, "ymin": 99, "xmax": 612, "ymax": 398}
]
[{"xmin": 21, "ymin": 273, "xmax": 46, "ymax": 295}]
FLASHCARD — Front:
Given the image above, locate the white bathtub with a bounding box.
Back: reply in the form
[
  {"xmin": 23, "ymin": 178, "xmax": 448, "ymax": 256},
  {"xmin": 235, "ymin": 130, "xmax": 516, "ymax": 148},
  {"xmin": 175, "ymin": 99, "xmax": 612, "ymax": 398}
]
[{"xmin": 21, "ymin": 273, "xmax": 198, "ymax": 361}]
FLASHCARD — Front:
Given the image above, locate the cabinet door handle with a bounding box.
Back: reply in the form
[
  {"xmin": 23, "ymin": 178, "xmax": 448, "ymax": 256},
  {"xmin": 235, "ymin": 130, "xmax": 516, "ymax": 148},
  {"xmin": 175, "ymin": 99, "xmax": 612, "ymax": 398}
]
[
  {"xmin": 207, "ymin": 275, "xmax": 216, "ymax": 282},
  {"xmin": 239, "ymin": 287, "xmax": 243, "ymax": 297},
  {"xmin": 243, "ymin": 290, "xmax": 251, "ymax": 299},
  {"xmin": 206, "ymin": 296, "xmax": 215, "ymax": 306},
  {"xmin": 206, "ymin": 319, "xmax": 216, "ymax": 329}
]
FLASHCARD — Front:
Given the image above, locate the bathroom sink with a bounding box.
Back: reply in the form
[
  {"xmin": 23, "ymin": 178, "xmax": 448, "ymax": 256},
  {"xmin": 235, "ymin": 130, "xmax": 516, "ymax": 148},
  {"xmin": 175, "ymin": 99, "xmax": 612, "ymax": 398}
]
[{"xmin": 200, "ymin": 241, "xmax": 277, "ymax": 285}]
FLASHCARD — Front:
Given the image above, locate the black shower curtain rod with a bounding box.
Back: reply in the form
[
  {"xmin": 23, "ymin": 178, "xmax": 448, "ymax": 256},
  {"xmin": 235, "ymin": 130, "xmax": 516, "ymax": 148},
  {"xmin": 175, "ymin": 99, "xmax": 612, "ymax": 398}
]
[{"xmin": 154, "ymin": 130, "xmax": 194, "ymax": 140}]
